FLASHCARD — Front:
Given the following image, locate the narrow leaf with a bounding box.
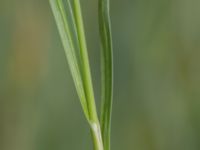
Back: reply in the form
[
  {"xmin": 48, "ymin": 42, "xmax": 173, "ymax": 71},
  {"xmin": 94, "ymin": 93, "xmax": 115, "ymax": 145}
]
[
  {"xmin": 98, "ymin": 0, "xmax": 113, "ymax": 149},
  {"xmin": 49, "ymin": 0, "xmax": 89, "ymax": 120},
  {"xmin": 50, "ymin": 1, "xmax": 105, "ymax": 149}
]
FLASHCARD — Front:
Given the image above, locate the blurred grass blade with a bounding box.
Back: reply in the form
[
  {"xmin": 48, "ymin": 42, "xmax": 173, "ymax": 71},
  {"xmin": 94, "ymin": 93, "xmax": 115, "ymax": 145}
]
[
  {"xmin": 49, "ymin": 0, "xmax": 89, "ymax": 119},
  {"xmin": 98, "ymin": 0, "xmax": 113, "ymax": 150}
]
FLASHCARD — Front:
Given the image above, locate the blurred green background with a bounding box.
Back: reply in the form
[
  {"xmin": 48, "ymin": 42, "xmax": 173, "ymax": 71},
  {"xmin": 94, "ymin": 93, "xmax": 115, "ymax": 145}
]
[{"xmin": 1, "ymin": 0, "xmax": 200, "ymax": 150}]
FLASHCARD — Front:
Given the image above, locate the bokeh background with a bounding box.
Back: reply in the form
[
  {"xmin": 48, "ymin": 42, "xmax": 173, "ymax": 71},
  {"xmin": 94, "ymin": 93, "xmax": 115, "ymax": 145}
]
[{"xmin": 1, "ymin": 0, "xmax": 200, "ymax": 150}]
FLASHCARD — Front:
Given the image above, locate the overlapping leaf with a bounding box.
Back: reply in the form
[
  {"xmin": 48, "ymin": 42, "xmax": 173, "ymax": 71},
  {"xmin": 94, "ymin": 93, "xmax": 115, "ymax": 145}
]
[
  {"xmin": 49, "ymin": 0, "xmax": 113, "ymax": 149},
  {"xmin": 49, "ymin": 0, "xmax": 90, "ymax": 119}
]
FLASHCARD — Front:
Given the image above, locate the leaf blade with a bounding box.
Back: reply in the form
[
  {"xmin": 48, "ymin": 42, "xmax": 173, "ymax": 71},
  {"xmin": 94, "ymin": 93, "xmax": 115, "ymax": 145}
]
[
  {"xmin": 49, "ymin": 0, "xmax": 89, "ymax": 120},
  {"xmin": 98, "ymin": 0, "xmax": 113, "ymax": 149}
]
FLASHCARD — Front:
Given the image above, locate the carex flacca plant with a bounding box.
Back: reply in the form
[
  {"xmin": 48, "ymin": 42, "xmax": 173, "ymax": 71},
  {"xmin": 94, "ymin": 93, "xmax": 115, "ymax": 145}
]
[{"xmin": 49, "ymin": 0, "xmax": 113, "ymax": 150}]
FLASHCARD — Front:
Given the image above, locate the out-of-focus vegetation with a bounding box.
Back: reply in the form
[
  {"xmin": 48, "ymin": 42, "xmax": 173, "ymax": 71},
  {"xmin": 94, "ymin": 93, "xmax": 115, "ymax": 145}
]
[{"xmin": 1, "ymin": 0, "xmax": 200, "ymax": 150}]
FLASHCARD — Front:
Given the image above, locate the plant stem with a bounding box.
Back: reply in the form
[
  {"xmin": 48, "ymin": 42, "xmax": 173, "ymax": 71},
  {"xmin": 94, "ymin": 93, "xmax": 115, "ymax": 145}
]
[
  {"xmin": 90, "ymin": 122, "xmax": 104, "ymax": 150},
  {"xmin": 72, "ymin": 0, "xmax": 104, "ymax": 149},
  {"xmin": 72, "ymin": 0, "xmax": 98, "ymax": 123}
]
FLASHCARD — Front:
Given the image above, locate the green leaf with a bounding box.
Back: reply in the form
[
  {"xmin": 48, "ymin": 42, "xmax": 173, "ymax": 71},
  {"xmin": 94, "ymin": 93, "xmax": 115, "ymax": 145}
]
[
  {"xmin": 49, "ymin": 0, "xmax": 104, "ymax": 149},
  {"xmin": 98, "ymin": 0, "xmax": 113, "ymax": 150},
  {"xmin": 49, "ymin": 0, "xmax": 89, "ymax": 120}
]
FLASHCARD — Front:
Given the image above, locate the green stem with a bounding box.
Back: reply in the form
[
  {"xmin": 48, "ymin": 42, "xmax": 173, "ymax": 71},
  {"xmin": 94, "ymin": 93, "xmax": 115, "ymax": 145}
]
[
  {"xmin": 73, "ymin": 0, "xmax": 98, "ymax": 123},
  {"xmin": 72, "ymin": 0, "xmax": 104, "ymax": 149},
  {"xmin": 90, "ymin": 122, "xmax": 104, "ymax": 150}
]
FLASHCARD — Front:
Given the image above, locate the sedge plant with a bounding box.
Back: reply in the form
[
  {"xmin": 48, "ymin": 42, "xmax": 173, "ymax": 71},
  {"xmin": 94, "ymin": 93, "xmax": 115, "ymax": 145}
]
[{"xmin": 49, "ymin": 0, "xmax": 113, "ymax": 150}]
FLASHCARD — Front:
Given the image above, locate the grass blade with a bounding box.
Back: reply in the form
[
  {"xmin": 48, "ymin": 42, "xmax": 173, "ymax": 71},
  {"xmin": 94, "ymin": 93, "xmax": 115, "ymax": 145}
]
[
  {"xmin": 50, "ymin": 0, "xmax": 104, "ymax": 149},
  {"xmin": 49, "ymin": 0, "xmax": 89, "ymax": 119},
  {"xmin": 98, "ymin": 0, "xmax": 113, "ymax": 149}
]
